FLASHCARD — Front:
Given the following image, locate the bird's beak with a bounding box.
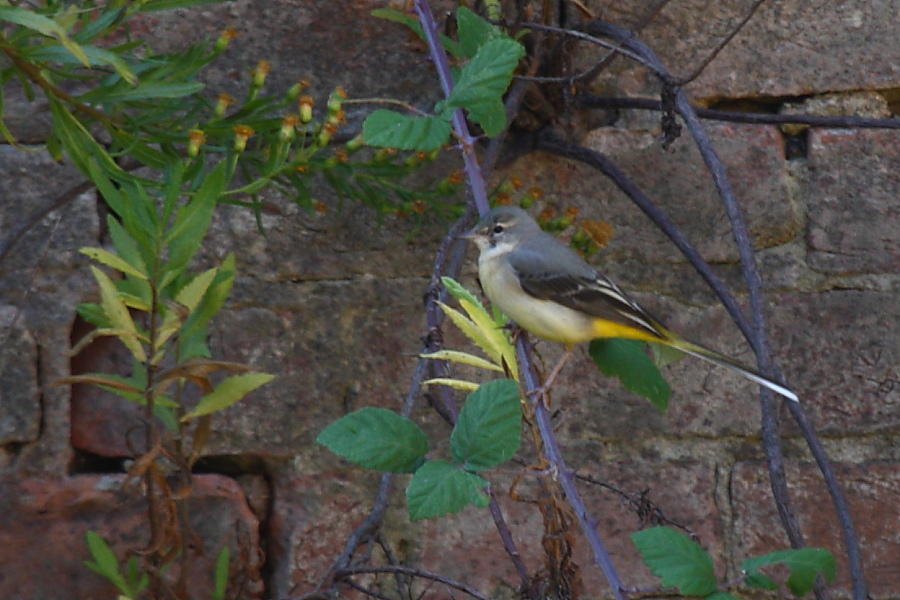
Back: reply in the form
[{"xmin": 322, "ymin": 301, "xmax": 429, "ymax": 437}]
[{"xmin": 457, "ymin": 228, "xmax": 478, "ymax": 242}]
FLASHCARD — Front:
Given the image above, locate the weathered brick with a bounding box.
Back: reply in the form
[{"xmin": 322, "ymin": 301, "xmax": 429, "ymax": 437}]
[
  {"xmin": 732, "ymin": 460, "xmax": 900, "ymax": 598},
  {"xmin": 0, "ymin": 474, "xmax": 263, "ymax": 600},
  {"xmin": 807, "ymin": 129, "xmax": 900, "ymax": 275}
]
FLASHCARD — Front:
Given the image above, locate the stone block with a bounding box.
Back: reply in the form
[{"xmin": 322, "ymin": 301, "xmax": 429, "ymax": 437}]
[
  {"xmin": 807, "ymin": 129, "xmax": 900, "ymax": 275},
  {"xmin": 0, "ymin": 305, "xmax": 40, "ymax": 445},
  {"xmin": 732, "ymin": 460, "xmax": 900, "ymax": 598},
  {"xmin": 583, "ymin": 0, "xmax": 900, "ymax": 101},
  {"xmin": 0, "ymin": 474, "xmax": 263, "ymax": 600}
]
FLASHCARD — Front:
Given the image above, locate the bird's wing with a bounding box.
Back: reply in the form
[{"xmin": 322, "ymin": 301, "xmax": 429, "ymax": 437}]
[{"xmin": 509, "ymin": 246, "xmax": 666, "ymax": 339}]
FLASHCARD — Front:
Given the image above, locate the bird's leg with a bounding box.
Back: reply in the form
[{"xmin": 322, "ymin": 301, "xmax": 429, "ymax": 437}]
[{"xmin": 529, "ymin": 346, "xmax": 574, "ymax": 406}]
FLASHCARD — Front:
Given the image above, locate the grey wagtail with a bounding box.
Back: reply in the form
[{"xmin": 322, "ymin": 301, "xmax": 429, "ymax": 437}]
[{"xmin": 462, "ymin": 205, "xmax": 799, "ymax": 402}]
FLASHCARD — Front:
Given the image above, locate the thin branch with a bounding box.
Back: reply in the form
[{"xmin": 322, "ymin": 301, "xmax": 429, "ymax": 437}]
[
  {"xmin": 577, "ymin": 95, "xmax": 900, "ymax": 129},
  {"xmin": 675, "ymin": 0, "xmax": 768, "ymax": 84},
  {"xmin": 517, "ymin": 337, "xmax": 627, "ymax": 600},
  {"xmin": 339, "ymin": 565, "xmax": 494, "ymax": 600},
  {"xmin": 580, "ymin": 20, "xmax": 866, "ymax": 600}
]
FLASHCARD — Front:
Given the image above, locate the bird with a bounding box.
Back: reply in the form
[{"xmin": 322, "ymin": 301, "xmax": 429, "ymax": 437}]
[{"xmin": 461, "ymin": 205, "xmax": 798, "ymax": 402}]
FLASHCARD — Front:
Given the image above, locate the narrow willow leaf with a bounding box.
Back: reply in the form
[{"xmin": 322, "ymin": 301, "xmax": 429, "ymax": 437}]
[
  {"xmin": 182, "ymin": 373, "xmax": 274, "ymax": 420},
  {"xmin": 423, "ymin": 378, "xmax": 480, "ymax": 392},
  {"xmin": 458, "ymin": 297, "xmax": 517, "ymax": 380},
  {"xmin": 80, "ymin": 247, "xmax": 147, "ymax": 280},
  {"xmin": 91, "ymin": 266, "xmax": 146, "ymax": 362},
  {"xmin": 437, "ymin": 301, "xmax": 501, "ymax": 366},
  {"xmin": 174, "ymin": 267, "xmax": 218, "ymax": 312},
  {"xmin": 0, "ymin": 7, "xmax": 90, "ymax": 66},
  {"xmin": 420, "ymin": 350, "xmax": 504, "ymax": 372}
]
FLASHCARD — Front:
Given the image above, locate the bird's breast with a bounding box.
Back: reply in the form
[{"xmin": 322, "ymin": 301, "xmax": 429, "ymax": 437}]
[{"xmin": 478, "ymin": 254, "xmax": 596, "ymax": 345}]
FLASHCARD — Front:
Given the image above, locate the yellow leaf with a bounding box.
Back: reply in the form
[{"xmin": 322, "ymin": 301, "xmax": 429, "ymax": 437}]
[
  {"xmin": 91, "ymin": 266, "xmax": 146, "ymax": 361},
  {"xmin": 421, "ymin": 350, "xmax": 504, "ymax": 372},
  {"xmin": 423, "ymin": 378, "xmax": 480, "ymax": 392},
  {"xmin": 80, "ymin": 247, "xmax": 148, "ymax": 280},
  {"xmin": 438, "ymin": 301, "xmax": 500, "ymax": 364},
  {"xmin": 458, "ymin": 297, "xmax": 517, "ymax": 380}
]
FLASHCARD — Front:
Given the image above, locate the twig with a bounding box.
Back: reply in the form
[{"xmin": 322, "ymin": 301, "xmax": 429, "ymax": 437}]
[
  {"xmin": 581, "ymin": 20, "xmax": 865, "ymax": 600},
  {"xmin": 339, "ymin": 565, "xmax": 494, "ymax": 600},
  {"xmin": 577, "ymin": 95, "xmax": 900, "ymax": 130}
]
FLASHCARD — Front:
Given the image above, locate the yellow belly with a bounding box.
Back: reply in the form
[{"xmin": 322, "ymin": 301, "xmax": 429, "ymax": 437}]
[{"xmin": 479, "ymin": 254, "xmax": 662, "ymax": 346}]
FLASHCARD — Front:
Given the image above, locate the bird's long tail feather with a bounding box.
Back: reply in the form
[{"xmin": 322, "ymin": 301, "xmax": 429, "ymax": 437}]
[{"xmin": 669, "ymin": 338, "xmax": 799, "ymax": 402}]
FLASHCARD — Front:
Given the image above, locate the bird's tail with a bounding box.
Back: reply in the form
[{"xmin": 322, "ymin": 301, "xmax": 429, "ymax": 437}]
[{"xmin": 667, "ymin": 337, "xmax": 799, "ymax": 402}]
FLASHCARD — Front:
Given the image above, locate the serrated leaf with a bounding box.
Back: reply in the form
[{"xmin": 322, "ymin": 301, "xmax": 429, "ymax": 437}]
[
  {"xmin": 174, "ymin": 267, "xmax": 218, "ymax": 312},
  {"xmin": 589, "ymin": 339, "xmax": 670, "ymax": 411},
  {"xmin": 406, "ymin": 460, "xmax": 489, "ymax": 521},
  {"xmin": 80, "ymin": 247, "xmax": 147, "ymax": 280},
  {"xmin": 442, "ymin": 276, "xmax": 487, "ymax": 315},
  {"xmin": 450, "ymin": 379, "xmax": 520, "ymax": 471},
  {"xmin": 631, "ymin": 526, "xmax": 718, "ymax": 597},
  {"xmin": 459, "ymin": 297, "xmax": 517, "ymax": 380},
  {"xmin": 181, "ymin": 373, "xmax": 274, "ymax": 420},
  {"xmin": 317, "ymin": 407, "xmax": 428, "ymax": 473},
  {"xmin": 457, "ymin": 6, "xmax": 502, "ymax": 58},
  {"xmin": 362, "ymin": 109, "xmax": 451, "ymax": 151},
  {"xmin": 437, "ymin": 301, "xmax": 501, "ymax": 366},
  {"xmin": 91, "ymin": 266, "xmax": 146, "ymax": 362},
  {"xmin": 421, "ymin": 350, "xmax": 504, "ymax": 372},
  {"xmin": 444, "ymin": 37, "xmax": 524, "ymax": 137},
  {"xmin": 742, "ymin": 548, "xmax": 835, "ymax": 596},
  {"xmin": 423, "ymin": 378, "xmax": 480, "ymax": 392}
]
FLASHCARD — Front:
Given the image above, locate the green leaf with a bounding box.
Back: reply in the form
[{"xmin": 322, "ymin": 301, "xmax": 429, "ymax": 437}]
[
  {"xmin": 80, "ymin": 247, "xmax": 148, "ymax": 280},
  {"xmin": 91, "ymin": 266, "xmax": 147, "ymax": 362},
  {"xmin": 317, "ymin": 407, "xmax": 428, "ymax": 473},
  {"xmin": 631, "ymin": 526, "xmax": 718, "ymax": 597},
  {"xmin": 742, "ymin": 548, "xmax": 835, "ymax": 596},
  {"xmin": 362, "ymin": 109, "xmax": 451, "ymax": 151},
  {"xmin": 442, "ymin": 276, "xmax": 488, "ymax": 315},
  {"xmin": 182, "ymin": 373, "xmax": 274, "ymax": 420},
  {"xmin": 420, "ymin": 350, "xmax": 504, "ymax": 373},
  {"xmin": 649, "ymin": 341, "xmax": 686, "ymax": 368},
  {"xmin": 25, "ymin": 44, "xmax": 137, "ymax": 85},
  {"xmin": 443, "ymin": 37, "xmax": 524, "ymax": 137},
  {"xmin": 0, "ymin": 6, "xmax": 90, "ymax": 67},
  {"xmin": 406, "ymin": 460, "xmax": 489, "ymax": 521},
  {"xmin": 107, "ymin": 216, "xmax": 149, "ymax": 284},
  {"xmin": 212, "ymin": 546, "xmax": 230, "ymax": 600},
  {"xmin": 178, "ymin": 254, "xmax": 235, "ymax": 355},
  {"xmin": 164, "ymin": 160, "xmax": 226, "ymax": 280},
  {"xmin": 589, "ymin": 339, "xmax": 671, "ymax": 411},
  {"xmin": 80, "ymin": 81, "xmax": 204, "ymax": 104},
  {"xmin": 84, "ymin": 531, "xmax": 129, "ymax": 594},
  {"xmin": 450, "ymin": 379, "xmax": 520, "ymax": 471},
  {"xmin": 456, "ymin": 6, "xmax": 502, "ymax": 58}
]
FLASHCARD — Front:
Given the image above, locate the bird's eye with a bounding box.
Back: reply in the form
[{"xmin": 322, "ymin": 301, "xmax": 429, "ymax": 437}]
[{"xmin": 492, "ymin": 224, "xmax": 504, "ymax": 234}]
